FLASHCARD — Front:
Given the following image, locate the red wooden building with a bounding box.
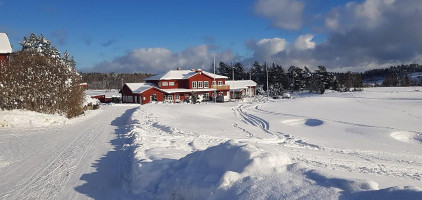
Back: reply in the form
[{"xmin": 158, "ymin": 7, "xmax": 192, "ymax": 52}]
[
  {"xmin": 0, "ymin": 33, "xmax": 12, "ymax": 65},
  {"xmin": 122, "ymin": 69, "xmax": 231, "ymax": 104}
]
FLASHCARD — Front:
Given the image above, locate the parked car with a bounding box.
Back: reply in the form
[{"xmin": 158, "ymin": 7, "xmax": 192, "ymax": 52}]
[
  {"xmin": 216, "ymin": 95, "xmax": 224, "ymax": 103},
  {"xmin": 282, "ymin": 93, "xmax": 292, "ymax": 99}
]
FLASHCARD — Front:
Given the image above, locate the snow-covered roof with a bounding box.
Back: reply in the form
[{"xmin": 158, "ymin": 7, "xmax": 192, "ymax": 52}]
[
  {"xmin": 126, "ymin": 83, "xmax": 158, "ymax": 94},
  {"xmin": 85, "ymin": 89, "xmax": 121, "ymax": 98},
  {"xmin": 146, "ymin": 70, "xmax": 227, "ymax": 81},
  {"xmin": 226, "ymin": 80, "xmax": 257, "ymax": 90},
  {"xmin": 0, "ymin": 33, "xmax": 12, "ymax": 54},
  {"xmin": 161, "ymin": 88, "xmax": 216, "ymax": 94}
]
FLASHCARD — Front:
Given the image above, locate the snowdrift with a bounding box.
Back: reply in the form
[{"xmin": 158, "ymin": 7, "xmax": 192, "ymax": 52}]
[
  {"xmin": 0, "ymin": 107, "xmax": 100, "ymax": 128},
  {"xmin": 0, "ymin": 109, "xmax": 68, "ymax": 128},
  {"xmin": 130, "ymin": 141, "xmax": 422, "ymax": 199}
]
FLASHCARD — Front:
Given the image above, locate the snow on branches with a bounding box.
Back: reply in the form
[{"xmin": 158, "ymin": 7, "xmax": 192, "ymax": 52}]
[{"xmin": 0, "ymin": 33, "xmax": 84, "ymax": 118}]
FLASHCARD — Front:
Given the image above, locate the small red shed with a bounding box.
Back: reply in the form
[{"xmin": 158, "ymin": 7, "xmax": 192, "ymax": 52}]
[
  {"xmin": 121, "ymin": 83, "xmax": 165, "ymax": 104},
  {"xmin": 0, "ymin": 33, "xmax": 12, "ymax": 65}
]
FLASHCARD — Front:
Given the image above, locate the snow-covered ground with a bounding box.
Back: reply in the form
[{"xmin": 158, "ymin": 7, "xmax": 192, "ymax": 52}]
[
  {"xmin": 0, "ymin": 104, "xmax": 138, "ymax": 199},
  {"xmin": 129, "ymin": 87, "xmax": 422, "ymax": 199},
  {"xmin": 0, "ymin": 87, "xmax": 421, "ymax": 199}
]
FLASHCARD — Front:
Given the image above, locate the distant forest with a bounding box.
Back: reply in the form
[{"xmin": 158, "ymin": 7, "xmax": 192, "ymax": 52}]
[
  {"xmin": 81, "ymin": 72, "xmax": 154, "ymax": 89},
  {"xmin": 81, "ymin": 63, "xmax": 422, "ymax": 93}
]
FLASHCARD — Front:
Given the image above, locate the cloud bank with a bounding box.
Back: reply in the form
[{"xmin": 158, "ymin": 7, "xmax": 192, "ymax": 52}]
[
  {"xmin": 86, "ymin": 0, "xmax": 422, "ymax": 73},
  {"xmin": 247, "ymin": 0, "xmax": 422, "ymax": 71},
  {"xmin": 87, "ymin": 45, "xmax": 234, "ymax": 74}
]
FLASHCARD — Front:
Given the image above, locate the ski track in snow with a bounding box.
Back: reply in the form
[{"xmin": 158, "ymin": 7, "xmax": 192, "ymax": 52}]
[
  {"xmin": 0, "ymin": 105, "xmax": 137, "ymax": 200},
  {"xmin": 232, "ymin": 102, "xmax": 422, "ymax": 182}
]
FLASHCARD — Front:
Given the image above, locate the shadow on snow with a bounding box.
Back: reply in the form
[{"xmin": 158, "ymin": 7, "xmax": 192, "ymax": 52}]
[{"xmin": 74, "ymin": 107, "xmax": 138, "ymax": 200}]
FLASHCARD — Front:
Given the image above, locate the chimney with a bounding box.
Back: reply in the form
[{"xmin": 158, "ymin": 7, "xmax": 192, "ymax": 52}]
[
  {"xmin": 191, "ymin": 69, "xmax": 195, "ymax": 71},
  {"xmin": 196, "ymin": 69, "xmax": 203, "ymax": 73},
  {"xmin": 177, "ymin": 67, "xmax": 181, "ymax": 70}
]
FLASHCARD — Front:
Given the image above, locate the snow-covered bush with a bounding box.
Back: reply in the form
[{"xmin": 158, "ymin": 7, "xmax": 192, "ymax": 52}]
[
  {"xmin": 0, "ymin": 34, "xmax": 84, "ymax": 118},
  {"xmin": 83, "ymin": 95, "xmax": 100, "ymax": 110}
]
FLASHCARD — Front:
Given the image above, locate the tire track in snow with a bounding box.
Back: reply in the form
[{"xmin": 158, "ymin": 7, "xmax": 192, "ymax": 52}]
[
  {"xmin": 235, "ymin": 104, "xmax": 269, "ymax": 131},
  {"xmin": 232, "ymin": 104, "xmax": 322, "ymax": 150}
]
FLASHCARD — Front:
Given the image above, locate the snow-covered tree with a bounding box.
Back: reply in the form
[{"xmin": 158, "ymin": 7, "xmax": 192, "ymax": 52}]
[{"xmin": 0, "ymin": 33, "xmax": 84, "ymax": 118}]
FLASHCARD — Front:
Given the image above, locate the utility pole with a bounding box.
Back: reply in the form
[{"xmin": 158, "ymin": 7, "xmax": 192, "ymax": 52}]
[
  {"xmin": 249, "ymin": 62, "xmax": 252, "ymax": 80},
  {"xmin": 232, "ymin": 61, "xmax": 235, "ymax": 100},
  {"xmin": 213, "ymin": 57, "xmax": 216, "ymax": 103},
  {"xmin": 266, "ymin": 62, "xmax": 269, "ymax": 97}
]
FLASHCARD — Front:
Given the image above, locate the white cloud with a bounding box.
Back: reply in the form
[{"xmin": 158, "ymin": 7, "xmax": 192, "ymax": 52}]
[
  {"xmin": 254, "ymin": 0, "xmax": 305, "ymax": 30},
  {"xmin": 88, "ymin": 45, "xmax": 234, "ymax": 73},
  {"xmin": 256, "ymin": 38, "xmax": 286, "ymax": 55},
  {"xmin": 293, "ymin": 34, "xmax": 315, "ymax": 50},
  {"xmin": 247, "ymin": 38, "xmax": 287, "ymax": 62}
]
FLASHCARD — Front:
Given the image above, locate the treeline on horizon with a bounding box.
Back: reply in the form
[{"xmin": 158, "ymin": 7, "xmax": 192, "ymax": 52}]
[
  {"xmin": 81, "ymin": 72, "xmax": 154, "ymax": 89},
  {"xmin": 81, "ymin": 62, "xmax": 422, "ymax": 93}
]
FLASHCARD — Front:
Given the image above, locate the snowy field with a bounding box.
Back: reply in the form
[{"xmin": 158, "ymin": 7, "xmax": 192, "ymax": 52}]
[
  {"xmin": 0, "ymin": 87, "xmax": 421, "ymax": 199},
  {"xmin": 129, "ymin": 87, "xmax": 422, "ymax": 199}
]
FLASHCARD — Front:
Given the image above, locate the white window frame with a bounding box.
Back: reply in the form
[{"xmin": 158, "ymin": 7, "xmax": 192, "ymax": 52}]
[
  {"xmin": 175, "ymin": 94, "xmax": 180, "ymax": 101},
  {"xmin": 212, "ymin": 81, "xmax": 216, "ymax": 85},
  {"xmin": 192, "ymin": 81, "xmax": 197, "ymax": 88},
  {"xmin": 169, "ymin": 82, "xmax": 175, "ymax": 86},
  {"xmin": 204, "ymin": 81, "xmax": 209, "ymax": 88},
  {"xmin": 198, "ymin": 81, "xmax": 203, "ymax": 88},
  {"xmin": 204, "ymin": 93, "xmax": 209, "ymax": 100},
  {"xmin": 218, "ymin": 81, "xmax": 223, "ymax": 86},
  {"xmin": 162, "ymin": 82, "xmax": 168, "ymax": 86},
  {"xmin": 167, "ymin": 95, "xmax": 173, "ymax": 101}
]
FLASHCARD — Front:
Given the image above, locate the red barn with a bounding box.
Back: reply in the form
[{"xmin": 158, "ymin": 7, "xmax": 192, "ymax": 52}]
[{"xmin": 0, "ymin": 33, "xmax": 12, "ymax": 65}]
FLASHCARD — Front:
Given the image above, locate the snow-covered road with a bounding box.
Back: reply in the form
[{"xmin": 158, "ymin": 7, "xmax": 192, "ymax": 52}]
[{"xmin": 0, "ymin": 105, "xmax": 138, "ymax": 200}]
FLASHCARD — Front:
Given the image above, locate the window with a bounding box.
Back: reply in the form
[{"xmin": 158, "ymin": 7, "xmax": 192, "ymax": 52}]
[
  {"xmin": 175, "ymin": 94, "xmax": 180, "ymax": 101},
  {"xmin": 169, "ymin": 82, "xmax": 175, "ymax": 86},
  {"xmin": 204, "ymin": 93, "xmax": 210, "ymax": 100},
  {"xmin": 192, "ymin": 81, "xmax": 197, "ymax": 88},
  {"xmin": 167, "ymin": 95, "xmax": 173, "ymax": 101},
  {"xmin": 162, "ymin": 82, "xmax": 168, "ymax": 86},
  {"xmin": 212, "ymin": 81, "xmax": 216, "ymax": 85},
  {"xmin": 204, "ymin": 81, "xmax": 209, "ymax": 88},
  {"xmin": 218, "ymin": 81, "xmax": 223, "ymax": 86},
  {"xmin": 198, "ymin": 81, "xmax": 203, "ymax": 88}
]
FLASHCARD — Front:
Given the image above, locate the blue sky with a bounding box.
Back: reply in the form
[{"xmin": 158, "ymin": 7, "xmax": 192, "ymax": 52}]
[{"xmin": 1, "ymin": 0, "xmax": 421, "ymax": 73}]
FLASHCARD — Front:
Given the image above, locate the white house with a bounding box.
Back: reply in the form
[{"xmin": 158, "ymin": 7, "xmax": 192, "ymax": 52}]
[{"xmin": 226, "ymin": 80, "xmax": 257, "ymax": 99}]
